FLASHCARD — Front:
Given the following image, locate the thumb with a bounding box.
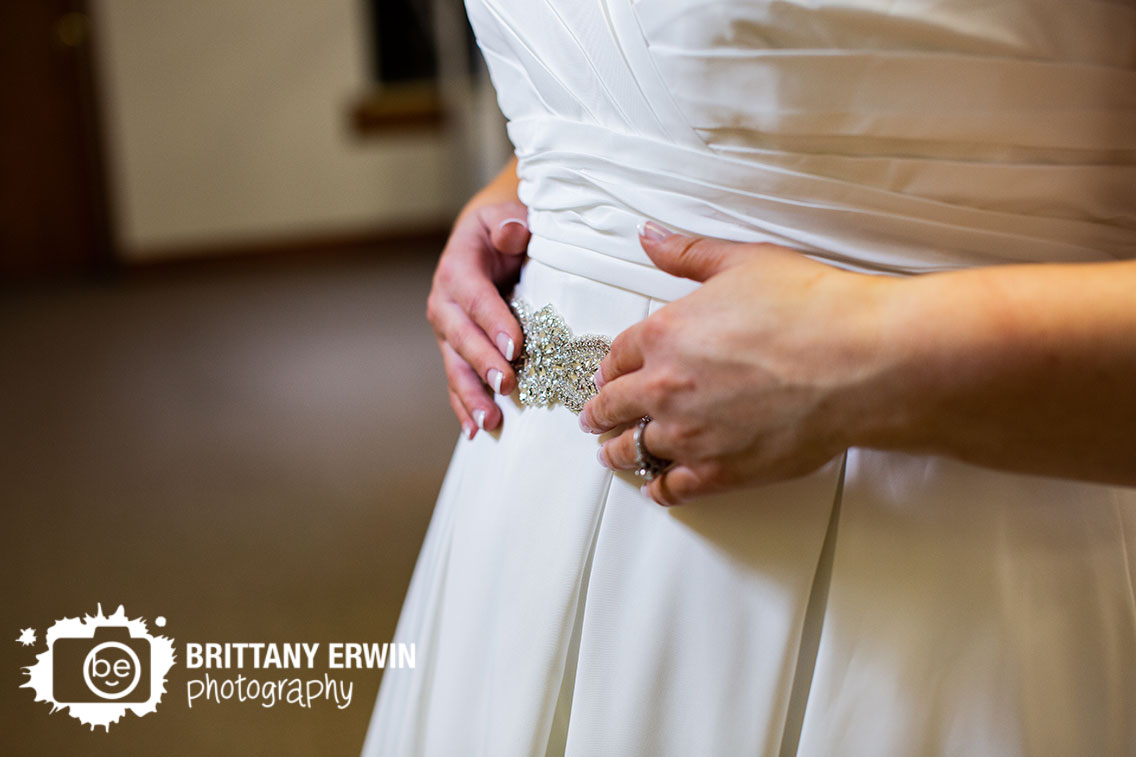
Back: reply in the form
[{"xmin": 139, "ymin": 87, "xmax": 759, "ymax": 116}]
[
  {"xmin": 483, "ymin": 203, "xmax": 531, "ymax": 256},
  {"xmin": 638, "ymin": 221, "xmax": 747, "ymax": 283}
]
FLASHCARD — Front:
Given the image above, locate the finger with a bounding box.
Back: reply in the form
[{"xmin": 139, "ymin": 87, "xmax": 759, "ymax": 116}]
[
  {"xmin": 481, "ymin": 202, "xmax": 531, "ymax": 257},
  {"xmin": 638, "ymin": 222, "xmax": 750, "ymax": 282},
  {"xmin": 439, "ymin": 256, "xmax": 524, "ymax": 364},
  {"xmin": 435, "ymin": 299, "xmax": 516, "ymax": 396},
  {"xmin": 436, "ymin": 212, "xmax": 526, "ymax": 362},
  {"xmin": 579, "ymin": 374, "xmax": 651, "ymax": 434},
  {"xmin": 597, "ymin": 420, "xmax": 676, "ymax": 471},
  {"xmin": 441, "ymin": 340, "xmax": 501, "ymax": 432},
  {"xmin": 595, "ymin": 324, "xmax": 644, "ymax": 389},
  {"xmin": 458, "ymin": 282, "xmax": 524, "ymax": 366},
  {"xmin": 642, "ymin": 464, "xmax": 709, "ymax": 507},
  {"xmin": 447, "ymin": 389, "xmax": 476, "ymax": 440}
]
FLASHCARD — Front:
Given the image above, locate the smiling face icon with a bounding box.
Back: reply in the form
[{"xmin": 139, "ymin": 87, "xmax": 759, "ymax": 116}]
[
  {"xmin": 83, "ymin": 642, "xmax": 141, "ymax": 700},
  {"xmin": 52, "ymin": 625, "xmax": 152, "ymax": 704}
]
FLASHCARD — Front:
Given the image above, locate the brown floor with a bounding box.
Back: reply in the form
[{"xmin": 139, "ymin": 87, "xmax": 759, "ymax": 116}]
[{"xmin": 1, "ymin": 250, "xmax": 458, "ymax": 756}]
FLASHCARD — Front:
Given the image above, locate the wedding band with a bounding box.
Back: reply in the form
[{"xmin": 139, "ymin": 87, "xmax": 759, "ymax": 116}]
[{"xmin": 634, "ymin": 416, "xmax": 672, "ymax": 482}]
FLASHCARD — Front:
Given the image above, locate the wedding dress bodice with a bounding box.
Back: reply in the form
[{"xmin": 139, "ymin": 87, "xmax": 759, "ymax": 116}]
[{"xmin": 468, "ymin": 0, "xmax": 1135, "ymax": 299}]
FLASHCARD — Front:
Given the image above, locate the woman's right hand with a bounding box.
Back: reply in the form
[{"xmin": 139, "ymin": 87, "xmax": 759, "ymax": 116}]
[{"xmin": 427, "ymin": 195, "xmax": 531, "ymax": 439}]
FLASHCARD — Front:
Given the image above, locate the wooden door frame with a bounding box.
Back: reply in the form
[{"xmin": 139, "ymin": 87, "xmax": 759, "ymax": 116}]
[{"xmin": 0, "ymin": 0, "xmax": 116, "ymax": 279}]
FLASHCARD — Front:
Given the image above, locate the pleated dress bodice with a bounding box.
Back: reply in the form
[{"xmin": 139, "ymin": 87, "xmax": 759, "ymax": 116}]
[{"xmin": 467, "ymin": 0, "xmax": 1135, "ymax": 299}]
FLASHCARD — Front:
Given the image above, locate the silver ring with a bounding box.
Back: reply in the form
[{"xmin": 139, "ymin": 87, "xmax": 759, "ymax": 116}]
[{"xmin": 634, "ymin": 416, "xmax": 672, "ymax": 482}]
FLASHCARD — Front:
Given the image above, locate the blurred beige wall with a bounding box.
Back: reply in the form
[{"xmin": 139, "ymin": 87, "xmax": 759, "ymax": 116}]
[{"xmin": 91, "ymin": 0, "xmax": 465, "ymax": 259}]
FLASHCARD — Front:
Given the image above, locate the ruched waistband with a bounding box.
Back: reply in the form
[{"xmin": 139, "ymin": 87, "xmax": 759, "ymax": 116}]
[
  {"xmin": 526, "ymin": 236, "xmax": 700, "ymax": 302},
  {"xmin": 513, "ymin": 118, "xmax": 1135, "ymax": 294}
]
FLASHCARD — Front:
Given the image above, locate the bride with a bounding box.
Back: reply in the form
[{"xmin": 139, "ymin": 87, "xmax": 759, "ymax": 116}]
[{"xmin": 363, "ymin": 0, "xmax": 1136, "ymax": 755}]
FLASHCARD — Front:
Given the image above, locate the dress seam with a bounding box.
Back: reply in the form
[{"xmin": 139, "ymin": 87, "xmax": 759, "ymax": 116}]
[
  {"xmin": 777, "ymin": 451, "xmax": 849, "ymax": 757},
  {"xmin": 541, "ymin": 468, "xmax": 615, "ymax": 756},
  {"xmin": 1113, "ymin": 498, "xmax": 1136, "ymax": 633}
]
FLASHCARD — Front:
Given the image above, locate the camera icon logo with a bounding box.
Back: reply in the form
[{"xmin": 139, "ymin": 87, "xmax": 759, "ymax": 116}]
[
  {"xmin": 19, "ymin": 605, "xmax": 176, "ymax": 731},
  {"xmin": 54, "ymin": 625, "xmax": 151, "ymax": 703}
]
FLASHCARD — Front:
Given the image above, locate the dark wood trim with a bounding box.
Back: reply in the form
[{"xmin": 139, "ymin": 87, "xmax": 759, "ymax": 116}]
[
  {"xmin": 349, "ymin": 82, "xmax": 445, "ymax": 137},
  {"xmin": 74, "ymin": 2, "xmax": 117, "ymax": 272},
  {"xmin": 120, "ymin": 222, "xmax": 450, "ymax": 276},
  {"xmin": 0, "ymin": 0, "xmax": 115, "ymax": 278}
]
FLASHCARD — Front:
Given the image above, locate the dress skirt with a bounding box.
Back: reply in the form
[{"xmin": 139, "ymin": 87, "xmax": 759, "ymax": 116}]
[{"xmin": 362, "ymin": 254, "xmax": 1136, "ymax": 757}]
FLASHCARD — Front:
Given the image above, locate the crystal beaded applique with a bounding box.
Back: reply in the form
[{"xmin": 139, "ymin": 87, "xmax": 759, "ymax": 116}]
[{"xmin": 509, "ymin": 298, "xmax": 611, "ymax": 414}]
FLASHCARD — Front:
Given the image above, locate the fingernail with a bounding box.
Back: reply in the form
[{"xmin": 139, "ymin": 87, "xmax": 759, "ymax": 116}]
[
  {"xmin": 496, "ymin": 332, "xmax": 515, "ymax": 361},
  {"xmin": 487, "ymin": 368, "xmax": 504, "ymax": 394},
  {"xmin": 596, "ymin": 446, "xmax": 609, "ymax": 468},
  {"xmin": 638, "ymin": 220, "xmax": 672, "ymax": 243},
  {"xmin": 578, "ymin": 411, "xmax": 596, "ymax": 433},
  {"xmin": 462, "ymin": 422, "xmax": 475, "ymax": 439},
  {"xmin": 473, "ymin": 408, "xmax": 486, "ymax": 430},
  {"xmin": 640, "ymin": 484, "xmax": 651, "ymax": 498},
  {"xmin": 498, "ymin": 217, "xmax": 528, "ymax": 231},
  {"xmin": 592, "ymin": 367, "xmax": 605, "ymax": 390}
]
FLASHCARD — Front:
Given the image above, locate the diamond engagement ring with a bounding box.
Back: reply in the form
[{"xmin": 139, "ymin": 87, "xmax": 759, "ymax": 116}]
[{"xmin": 634, "ymin": 416, "xmax": 672, "ymax": 482}]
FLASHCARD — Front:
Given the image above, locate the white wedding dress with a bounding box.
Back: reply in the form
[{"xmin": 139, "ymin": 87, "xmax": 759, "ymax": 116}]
[{"xmin": 363, "ymin": 1, "xmax": 1136, "ymax": 755}]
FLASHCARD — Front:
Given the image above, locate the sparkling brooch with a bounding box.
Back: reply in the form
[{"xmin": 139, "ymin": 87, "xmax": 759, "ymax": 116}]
[{"xmin": 509, "ymin": 298, "xmax": 611, "ymax": 414}]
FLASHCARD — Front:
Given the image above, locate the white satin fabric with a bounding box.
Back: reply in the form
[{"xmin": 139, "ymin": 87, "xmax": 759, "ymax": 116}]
[{"xmin": 363, "ymin": 1, "xmax": 1136, "ymax": 755}]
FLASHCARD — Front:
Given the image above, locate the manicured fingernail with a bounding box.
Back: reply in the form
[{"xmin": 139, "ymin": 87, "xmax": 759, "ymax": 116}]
[
  {"xmin": 496, "ymin": 332, "xmax": 515, "ymax": 361},
  {"xmin": 487, "ymin": 368, "xmax": 504, "ymax": 394},
  {"xmin": 638, "ymin": 220, "xmax": 672, "ymax": 242},
  {"xmin": 473, "ymin": 409, "xmax": 486, "ymax": 430},
  {"xmin": 640, "ymin": 484, "xmax": 651, "ymax": 498},
  {"xmin": 498, "ymin": 217, "xmax": 528, "ymax": 231},
  {"xmin": 592, "ymin": 367, "xmax": 605, "ymax": 389},
  {"xmin": 462, "ymin": 422, "xmax": 475, "ymax": 439},
  {"xmin": 596, "ymin": 446, "xmax": 609, "ymax": 468},
  {"xmin": 578, "ymin": 411, "xmax": 596, "ymax": 433}
]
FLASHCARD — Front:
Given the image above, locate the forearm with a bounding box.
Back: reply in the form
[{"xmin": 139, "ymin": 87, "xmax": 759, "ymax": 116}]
[
  {"xmin": 859, "ymin": 259, "xmax": 1136, "ymax": 486},
  {"xmin": 467, "ymin": 157, "xmax": 520, "ymax": 208}
]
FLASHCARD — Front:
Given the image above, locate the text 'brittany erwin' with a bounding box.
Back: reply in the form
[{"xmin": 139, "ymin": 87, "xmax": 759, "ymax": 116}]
[{"xmin": 185, "ymin": 642, "xmax": 416, "ymax": 670}]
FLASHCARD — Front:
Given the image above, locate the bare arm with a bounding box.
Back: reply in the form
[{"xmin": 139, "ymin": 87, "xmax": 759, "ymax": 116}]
[
  {"xmin": 471, "ymin": 156, "xmax": 521, "ymax": 206},
  {"xmin": 862, "ymin": 258, "xmax": 1136, "ymax": 486},
  {"xmin": 581, "ymin": 227, "xmax": 1136, "ymax": 505}
]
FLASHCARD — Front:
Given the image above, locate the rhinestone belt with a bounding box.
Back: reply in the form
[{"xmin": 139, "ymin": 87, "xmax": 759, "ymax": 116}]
[{"xmin": 509, "ymin": 298, "xmax": 611, "ymax": 414}]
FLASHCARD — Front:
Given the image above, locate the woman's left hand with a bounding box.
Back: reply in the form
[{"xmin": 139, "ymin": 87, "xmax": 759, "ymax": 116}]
[{"xmin": 579, "ymin": 222, "xmax": 900, "ymax": 505}]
